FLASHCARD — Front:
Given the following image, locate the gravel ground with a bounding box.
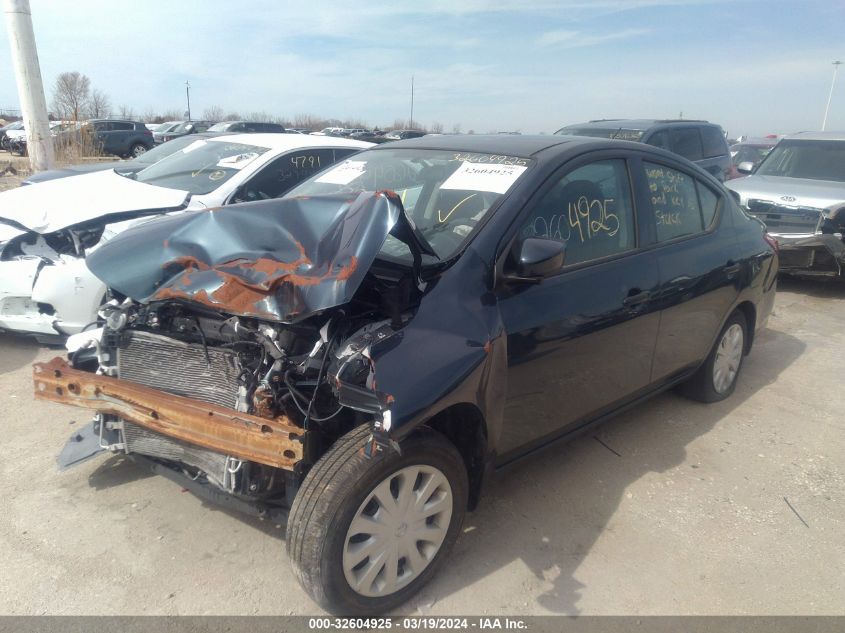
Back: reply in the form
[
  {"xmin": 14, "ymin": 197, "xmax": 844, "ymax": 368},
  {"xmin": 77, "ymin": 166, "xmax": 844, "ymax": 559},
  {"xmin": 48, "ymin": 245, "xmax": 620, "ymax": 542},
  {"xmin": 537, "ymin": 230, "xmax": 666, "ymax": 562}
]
[{"xmin": 0, "ymin": 276, "xmax": 843, "ymax": 616}]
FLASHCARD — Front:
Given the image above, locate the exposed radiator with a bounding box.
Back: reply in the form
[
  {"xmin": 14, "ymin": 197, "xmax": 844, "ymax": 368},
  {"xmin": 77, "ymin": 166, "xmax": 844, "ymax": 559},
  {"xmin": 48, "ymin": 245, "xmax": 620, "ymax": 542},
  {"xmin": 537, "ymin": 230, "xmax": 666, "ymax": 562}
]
[
  {"xmin": 117, "ymin": 330, "xmax": 241, "ymax": 410},
  {"xmin": 122, "ymin": 421, "xmax": 233, "ymax": 490}
]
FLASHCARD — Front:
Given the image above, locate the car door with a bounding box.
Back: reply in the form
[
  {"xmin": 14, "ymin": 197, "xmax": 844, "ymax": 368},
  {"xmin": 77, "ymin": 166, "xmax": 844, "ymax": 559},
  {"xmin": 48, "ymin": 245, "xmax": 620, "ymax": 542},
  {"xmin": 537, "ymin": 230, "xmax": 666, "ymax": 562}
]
[
  {"xmin": 641, "ymin": 159, "xmax": 741, "ymax": 382},
  {"xmin": 109, "ymin": 121, "xmax": 134, "ymax": 154},
  {"xmin": 496, "ymin": 155, "xmax": 660, "ymax": 460},
  {"xmin": 92, "ymin": 121, "xmax": 112, "ymax": 153}
]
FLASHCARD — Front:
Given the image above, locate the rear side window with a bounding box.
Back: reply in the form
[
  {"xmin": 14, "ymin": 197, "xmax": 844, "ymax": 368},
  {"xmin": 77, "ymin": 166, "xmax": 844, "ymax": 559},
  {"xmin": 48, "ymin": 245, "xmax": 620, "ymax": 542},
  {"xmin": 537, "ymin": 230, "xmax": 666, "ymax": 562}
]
[
  {"xmin": 701, "ymin": 126, "xmax": 727, "ymax": 158},
  {"xmin": 520, "ymin": 159, "xmax": 636, "ymax": 267},
  {"xmin": 646, "ymin": 130, "xmax": 671, "ymax": 151},
  {"xmin": 670, "ymin": 128, "xmax": 703, "ymax": 161},
  {"xmin": 235, "ymin": 148, "xmax": 340, "ymax": 201},
  {"xmin": 111, "ymin": 122, "xmax": 133, "ymax": 131},
  {"xmin": 645, "ymin": 162, "xmax": 704, "ymax": 241}
]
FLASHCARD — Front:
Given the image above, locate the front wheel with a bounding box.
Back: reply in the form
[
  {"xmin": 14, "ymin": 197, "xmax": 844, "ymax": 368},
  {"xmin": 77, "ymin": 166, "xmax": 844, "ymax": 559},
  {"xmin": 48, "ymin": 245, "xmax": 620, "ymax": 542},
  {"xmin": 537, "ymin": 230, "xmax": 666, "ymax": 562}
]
[
  {"xmin": 287, "ymin": 425, "xmax": 468, "ymax": 614},
  {"xmin": 679, "ymin": 310, "xmax": 747, "ymax": 403}
]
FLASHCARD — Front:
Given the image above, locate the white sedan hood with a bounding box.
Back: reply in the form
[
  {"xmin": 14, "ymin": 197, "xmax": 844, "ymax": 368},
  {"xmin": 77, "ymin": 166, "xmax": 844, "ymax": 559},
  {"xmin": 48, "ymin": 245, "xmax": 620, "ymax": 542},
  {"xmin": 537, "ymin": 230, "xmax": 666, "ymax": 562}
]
[{"xmin": 0, "ymin": 169, "xmax": 189, "ymax": 234}]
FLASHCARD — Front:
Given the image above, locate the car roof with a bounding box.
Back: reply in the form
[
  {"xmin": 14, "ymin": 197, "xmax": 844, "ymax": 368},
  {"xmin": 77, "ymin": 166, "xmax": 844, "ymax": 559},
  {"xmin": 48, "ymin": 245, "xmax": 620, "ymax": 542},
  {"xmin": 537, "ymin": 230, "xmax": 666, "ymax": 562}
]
[
  {"xmin": 371, "ymin": 133, "xmax": 589, "ymax": 157},
  {"xmin": 206, "ymin": 133, "xmax": 373, "ymax": 150},
  {"xmin": 783, "ymin": 131, "xmax": 845, "ymax": 142},
  {"xmin": 563, "ymin": 119, "xmax": 714, "ymax": 130}
]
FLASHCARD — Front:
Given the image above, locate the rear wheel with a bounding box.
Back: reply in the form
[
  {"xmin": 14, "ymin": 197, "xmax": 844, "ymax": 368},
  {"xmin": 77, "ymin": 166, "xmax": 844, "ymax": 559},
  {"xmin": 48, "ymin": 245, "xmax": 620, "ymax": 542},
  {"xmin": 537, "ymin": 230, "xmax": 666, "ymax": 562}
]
[
  {"xmin": 679, "ymin": 310, "xmax": 747, "ymax": 402},
  {"xmin": 129, "ymin": 143, "xmax": 147, "ymax": 158},
  {"xmin": 287, "ymin": 425, "xmax": 467, "ymax": 614}
]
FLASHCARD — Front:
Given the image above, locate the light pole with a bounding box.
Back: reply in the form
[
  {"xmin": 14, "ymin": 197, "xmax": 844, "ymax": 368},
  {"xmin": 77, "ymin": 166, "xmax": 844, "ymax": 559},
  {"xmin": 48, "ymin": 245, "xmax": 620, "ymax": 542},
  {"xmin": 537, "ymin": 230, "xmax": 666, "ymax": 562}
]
[
  {"xmin": 185, "ymin": 80, "xmax": 191, "ymax": 121},
  {"xmin": 822, "ymin": 60, "xmax": 842, "ymax": 131},
  {"xmin": 3, "ymin": 0, "xmax": 54, "ymax": 170},
  {"xmin": 409, "ymin": 75, "xmax": 414, "ymax": 129}
]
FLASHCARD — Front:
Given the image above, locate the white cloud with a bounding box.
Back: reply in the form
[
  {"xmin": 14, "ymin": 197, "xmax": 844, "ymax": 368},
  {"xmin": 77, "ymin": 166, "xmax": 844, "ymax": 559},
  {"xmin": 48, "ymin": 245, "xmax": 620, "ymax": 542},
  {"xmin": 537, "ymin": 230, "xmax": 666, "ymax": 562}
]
[{"xmin": 536, "ymin": 28, "xmax": 649, "ymax": 48}]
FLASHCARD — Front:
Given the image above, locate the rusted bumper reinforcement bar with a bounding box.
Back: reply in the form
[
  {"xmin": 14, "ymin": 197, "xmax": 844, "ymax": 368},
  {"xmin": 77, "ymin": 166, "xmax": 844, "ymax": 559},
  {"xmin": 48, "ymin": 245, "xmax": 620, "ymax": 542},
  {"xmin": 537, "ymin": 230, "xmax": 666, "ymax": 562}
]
[{"xmin": 33, "ymin": 357, "xmax": 303, "ymax": 470}]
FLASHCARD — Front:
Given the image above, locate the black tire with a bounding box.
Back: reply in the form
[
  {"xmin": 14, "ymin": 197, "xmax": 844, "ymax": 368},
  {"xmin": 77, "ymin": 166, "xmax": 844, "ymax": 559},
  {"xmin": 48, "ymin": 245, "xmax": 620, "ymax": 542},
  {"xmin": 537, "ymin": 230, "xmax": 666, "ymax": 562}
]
[
  {"xmin": 679, "ymin": 310, "xmax": 747, "ymax": 403},
  {"xmin": 287, "ymin": 424, "xmax": 468, "ymax": 615},
  {"xmin": 129, "ymin": 143, "xmax": 147, "ymax": 158}
]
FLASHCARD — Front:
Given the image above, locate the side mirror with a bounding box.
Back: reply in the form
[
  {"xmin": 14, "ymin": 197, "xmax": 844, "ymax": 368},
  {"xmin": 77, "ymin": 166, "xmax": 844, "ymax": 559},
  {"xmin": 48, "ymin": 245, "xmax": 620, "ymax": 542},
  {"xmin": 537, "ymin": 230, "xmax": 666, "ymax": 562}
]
[
  {"xmin": 737, "ymin": 161, "xmax": 755, "ymax": 174},
  {"xmin": 505, "ymin": 238, "xmax": 566, "ymax": 283}
]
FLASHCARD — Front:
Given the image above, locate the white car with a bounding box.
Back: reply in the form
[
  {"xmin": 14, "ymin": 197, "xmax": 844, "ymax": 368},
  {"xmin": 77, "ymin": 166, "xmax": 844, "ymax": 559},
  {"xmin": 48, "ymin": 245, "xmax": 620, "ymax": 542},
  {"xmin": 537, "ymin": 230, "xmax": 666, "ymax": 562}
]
[{"xmin": 0, "ymin": 133, "xmax": 371, "ymax": 340}]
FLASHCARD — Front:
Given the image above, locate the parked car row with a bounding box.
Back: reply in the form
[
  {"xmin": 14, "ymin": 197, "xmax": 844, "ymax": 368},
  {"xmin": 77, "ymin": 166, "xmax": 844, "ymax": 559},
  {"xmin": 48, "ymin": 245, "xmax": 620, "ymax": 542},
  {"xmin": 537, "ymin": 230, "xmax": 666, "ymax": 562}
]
[{"xmin": 1, "ymin": 126, "xmax": 782, "ymax": 614}]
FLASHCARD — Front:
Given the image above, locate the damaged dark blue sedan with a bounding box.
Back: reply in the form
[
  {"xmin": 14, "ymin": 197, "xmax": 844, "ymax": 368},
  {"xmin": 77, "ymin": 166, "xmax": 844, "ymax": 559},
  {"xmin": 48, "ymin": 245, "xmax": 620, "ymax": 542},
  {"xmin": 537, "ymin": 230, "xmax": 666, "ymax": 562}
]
[{"xmin": 34, "ymin": 135, "xmax": 778, "ymax": 614}]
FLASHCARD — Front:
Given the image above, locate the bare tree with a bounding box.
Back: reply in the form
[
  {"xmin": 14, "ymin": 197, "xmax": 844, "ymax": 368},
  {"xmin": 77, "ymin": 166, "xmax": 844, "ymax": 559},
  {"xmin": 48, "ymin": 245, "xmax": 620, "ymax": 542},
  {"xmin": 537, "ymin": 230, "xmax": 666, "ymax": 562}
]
[
  {"xmin": 292, "ymin": 113, "xmax": 322, "ymax": 130},
  {"xmin": 224, "ymin": 111, "xmax": 241, "ymax": 121},
  {"xmin": 52, "ymin": 71, "xmax": 91, "ymax": 121},
  {"xmin": 86, "ymin": 89, "xmax": 111, "ymax": 119},
  {"xmin": 203, "ymin": 105, "xmax": 225, "ymax": 121},
  {"xmin": 160, "ymin": 109, "xmax": 183, "ymax": 122},
  {"xmin": 429, "ymin": 121, "xmax": 444, "ymax": 134},
  {"xmin": 141, "ymin": 107, "xmax": 159, "ymax": 123},
  {"xmin": 116, "ymin": 105, "xmax": 135, "ymax": 120},
  {"xmin": 451, "ymin": 122, "xmax": 462, "ymax": 134}
]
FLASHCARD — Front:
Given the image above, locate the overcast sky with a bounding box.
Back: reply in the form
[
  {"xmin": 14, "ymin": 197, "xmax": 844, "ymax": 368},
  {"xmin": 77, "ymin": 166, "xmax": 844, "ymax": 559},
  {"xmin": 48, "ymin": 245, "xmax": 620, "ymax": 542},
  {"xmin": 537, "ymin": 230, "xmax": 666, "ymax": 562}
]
[{"xmin": 1, "ymin": 0, "xmax": 843, "ymax": 136}]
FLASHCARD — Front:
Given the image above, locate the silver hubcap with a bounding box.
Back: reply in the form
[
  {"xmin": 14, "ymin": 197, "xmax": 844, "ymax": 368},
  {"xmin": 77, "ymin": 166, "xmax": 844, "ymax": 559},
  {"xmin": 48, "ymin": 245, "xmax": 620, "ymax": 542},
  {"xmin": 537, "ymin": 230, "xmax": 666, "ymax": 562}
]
[
  {"xmin": 713, "ymin": 323, "xmax": 743, "ymax": 394},
  {"xmin": 343, "ymin": 465, "xmax": 453, "ymax": 598},
  {"xmin": 133, "ymin": 145, "xmax": 146, "ymax": 156}
]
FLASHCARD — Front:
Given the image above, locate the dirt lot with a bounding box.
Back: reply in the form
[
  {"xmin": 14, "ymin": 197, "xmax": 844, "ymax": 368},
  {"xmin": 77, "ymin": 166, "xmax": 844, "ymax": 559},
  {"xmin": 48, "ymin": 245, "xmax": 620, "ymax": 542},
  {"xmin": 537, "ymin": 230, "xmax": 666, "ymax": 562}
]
[{"xmin": 0, "ymin": 278, "xmax": 843, "ymax": 616}]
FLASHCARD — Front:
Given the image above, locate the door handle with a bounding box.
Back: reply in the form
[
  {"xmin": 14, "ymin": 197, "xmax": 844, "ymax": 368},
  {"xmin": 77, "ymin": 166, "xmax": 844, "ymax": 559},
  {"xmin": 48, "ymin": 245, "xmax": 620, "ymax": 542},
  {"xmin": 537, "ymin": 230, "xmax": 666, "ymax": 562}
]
[
  {"xmin": 623, "ymin": 289, "xmax": 651, "ymax": 307},
  {"xmin": 725, "ymin": 261, "xmax": 741, "ymax": 276}
]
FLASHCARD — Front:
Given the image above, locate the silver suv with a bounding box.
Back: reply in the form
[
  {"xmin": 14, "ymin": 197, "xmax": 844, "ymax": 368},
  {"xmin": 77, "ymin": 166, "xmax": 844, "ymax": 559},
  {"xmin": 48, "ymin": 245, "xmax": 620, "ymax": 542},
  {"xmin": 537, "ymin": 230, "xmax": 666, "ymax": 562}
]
[{"xmin": 726, "ymin": 131, "xmax": 845, "ymax": 277}]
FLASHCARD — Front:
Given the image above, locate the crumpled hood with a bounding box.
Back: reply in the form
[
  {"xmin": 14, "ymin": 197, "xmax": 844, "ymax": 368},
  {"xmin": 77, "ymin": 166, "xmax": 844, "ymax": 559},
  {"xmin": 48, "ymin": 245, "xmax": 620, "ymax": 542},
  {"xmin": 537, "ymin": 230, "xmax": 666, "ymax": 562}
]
[
  {"xmin": 86, "ymin": 191, "xmax": 432, "ymax": 323},
  {"xmin": 727, "ymin": 175, "xmax": 845, "ymax": 210},
  {"xmin": 0, "ymin": 169, "xmax": 189, "ymax": 234}
]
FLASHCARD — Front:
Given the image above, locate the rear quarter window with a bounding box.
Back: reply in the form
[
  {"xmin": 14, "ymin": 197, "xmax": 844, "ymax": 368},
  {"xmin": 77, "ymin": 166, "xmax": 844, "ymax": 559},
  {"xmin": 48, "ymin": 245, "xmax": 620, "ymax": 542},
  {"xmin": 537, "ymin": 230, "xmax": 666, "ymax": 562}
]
[
  {"xmin": 645, "ymin": 162, "xmax": 705, "ymax": 241},
  {"xmin": 701, "ymin": 126, "xmax": 728, "ymax": 158},
  {"xmin": 670, "ymin": 128, "xmax": 704, "ymax": 161}
]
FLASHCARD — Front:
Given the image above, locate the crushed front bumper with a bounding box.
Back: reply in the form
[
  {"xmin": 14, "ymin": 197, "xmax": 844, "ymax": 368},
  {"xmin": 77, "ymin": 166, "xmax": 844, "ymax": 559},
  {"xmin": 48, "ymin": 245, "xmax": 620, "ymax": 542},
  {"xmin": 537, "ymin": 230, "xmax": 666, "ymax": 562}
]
[
  {"xmin": 33, "ymin": 357, "xmax": 304, "ymax": 470},
  {"xmin": 771, "ymin": 232, "xmax": 845, "ymax": 277}
]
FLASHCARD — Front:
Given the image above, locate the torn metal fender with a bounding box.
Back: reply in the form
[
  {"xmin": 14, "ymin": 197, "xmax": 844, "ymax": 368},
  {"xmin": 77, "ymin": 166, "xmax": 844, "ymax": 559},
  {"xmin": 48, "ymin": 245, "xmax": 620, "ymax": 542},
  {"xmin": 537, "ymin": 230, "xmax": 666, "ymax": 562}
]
[
  {"xmin": 334, "ymin": 246, "xmax": 508, "ymax": 451},
  {"xmin": 85, "ymin": 191, "xmax": 435, "ymax": 324},
  {"xmin": 33, "ymin": 357, "xmax": 304, "ymax": 470}
]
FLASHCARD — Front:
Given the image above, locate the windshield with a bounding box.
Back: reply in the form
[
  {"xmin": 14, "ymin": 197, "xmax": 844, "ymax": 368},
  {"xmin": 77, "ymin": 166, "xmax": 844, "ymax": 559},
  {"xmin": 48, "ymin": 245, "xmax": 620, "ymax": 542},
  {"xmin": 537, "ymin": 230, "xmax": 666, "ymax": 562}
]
[
  {"xmin": 731, "ymin": 145, "xmax": 773, "ymax": 167},
  {"xmin": 555, "ymin": 127, "xmax": 644, "ymax": 142},
  {"xmin": 755, "ymin": 140, "xmax": 845, "ymax": 182},
  {"xmin": 206, "ymin": 122, "xmax": 231, "ymax": 132},
  {"xmin": 131, "ymin": 135, "xmax": 212, "ymax": 166},
  {"xmin": 286, "ymin": 148, "xmax": 533, "ymax": 261},
  {"xmin": 134, "ymin": 140, "xmax": 270, "ymax": 194}
]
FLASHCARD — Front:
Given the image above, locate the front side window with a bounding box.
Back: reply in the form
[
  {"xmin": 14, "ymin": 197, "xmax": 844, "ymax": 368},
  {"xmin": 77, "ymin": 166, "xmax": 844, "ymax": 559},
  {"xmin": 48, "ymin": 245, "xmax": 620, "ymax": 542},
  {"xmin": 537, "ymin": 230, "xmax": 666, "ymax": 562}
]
[
  {"xmin": 645, "ymin": 162, "xmax": 709, "ymax": 241},
  {"xmin": 670, "ymin": 128, "xmax": 704, "ymax": 161},
  {"xmin": 133, "ymin": 140, "xmax": 270, "ymax": 194},
  {"xmin": 520, "ymin": 159, "xmax": 636, "ymax": 267},
  {"xmin": 286, "ymin": 148, "xmax": 533, "ymax": 261}
]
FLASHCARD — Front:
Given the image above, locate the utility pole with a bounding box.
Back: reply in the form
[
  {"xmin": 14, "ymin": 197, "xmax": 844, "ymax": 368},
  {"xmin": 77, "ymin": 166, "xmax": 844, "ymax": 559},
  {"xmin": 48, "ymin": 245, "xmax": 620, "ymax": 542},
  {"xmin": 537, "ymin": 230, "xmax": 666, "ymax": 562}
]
[
  {"xmin": 409, "ymin": 75, "xmax": 414, "ymax": 129},
  {"xmin": 185, "ymin": 80, "xmax": 191, "ymax": 121},
  {"xmin": 3, "ymin": 0, "xmax": 54, "ymax": 171},
  {"xmin": 822, "ymin": 60, "xmax": 842, "ymax": 131}
]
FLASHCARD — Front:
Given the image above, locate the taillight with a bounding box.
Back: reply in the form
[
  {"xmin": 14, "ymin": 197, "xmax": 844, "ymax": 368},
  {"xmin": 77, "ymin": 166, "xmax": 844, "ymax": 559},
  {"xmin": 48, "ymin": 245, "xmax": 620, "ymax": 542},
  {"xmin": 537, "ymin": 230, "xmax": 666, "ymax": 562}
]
[{"xmin": 763, "ymin": 232, "xmax": 779, "ymax": 253}]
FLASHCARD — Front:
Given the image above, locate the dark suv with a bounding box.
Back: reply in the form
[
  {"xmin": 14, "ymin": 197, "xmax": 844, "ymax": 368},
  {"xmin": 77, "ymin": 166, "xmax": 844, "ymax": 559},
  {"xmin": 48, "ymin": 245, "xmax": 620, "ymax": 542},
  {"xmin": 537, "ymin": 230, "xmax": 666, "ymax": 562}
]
[
  {"xmin": 86, "ymin": 119, "xmax": 154, "ymax": 158},
  {"xmin": 556, "ymin": 119, "xmax": 732, "ymax": 181}
]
